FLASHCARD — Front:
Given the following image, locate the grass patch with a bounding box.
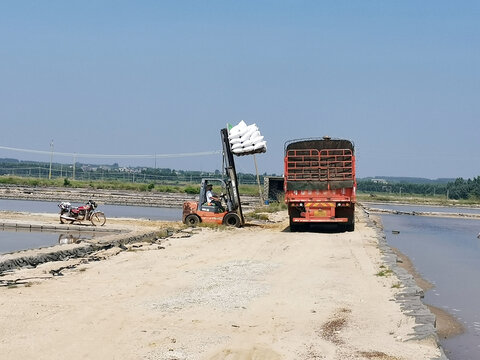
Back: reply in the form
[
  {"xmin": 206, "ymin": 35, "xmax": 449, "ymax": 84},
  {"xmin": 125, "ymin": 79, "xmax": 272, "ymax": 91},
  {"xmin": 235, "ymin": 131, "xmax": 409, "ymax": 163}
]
[
  {"xmin": 246, "ymin": 212, "xmax": 270, "ymax": 221},
  {"xmin": 376, "ymin": 269, "xmax": 394, "ymax": 277},
  {"xmin": 197, "ymin": 222, "xmax": 230, "ymax": 230},
  {"xmin": 0, "ymin": 175, "xmax": 261, "ymax": 197}
]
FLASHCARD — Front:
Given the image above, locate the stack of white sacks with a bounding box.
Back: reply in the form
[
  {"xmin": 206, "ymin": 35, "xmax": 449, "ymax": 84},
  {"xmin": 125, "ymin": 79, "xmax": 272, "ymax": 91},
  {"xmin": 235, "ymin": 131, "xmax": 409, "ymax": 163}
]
[{"xmin": 228, "ymin": 120, "xmax": 267, "ymax": 156}]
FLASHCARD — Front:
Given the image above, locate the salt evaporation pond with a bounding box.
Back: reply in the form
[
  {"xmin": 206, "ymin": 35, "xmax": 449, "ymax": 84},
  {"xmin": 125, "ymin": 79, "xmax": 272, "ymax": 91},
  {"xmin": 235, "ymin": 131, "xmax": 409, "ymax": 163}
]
[{"xmin": 379, "ymin": 208, "xmax": 480, "ymax": 360}]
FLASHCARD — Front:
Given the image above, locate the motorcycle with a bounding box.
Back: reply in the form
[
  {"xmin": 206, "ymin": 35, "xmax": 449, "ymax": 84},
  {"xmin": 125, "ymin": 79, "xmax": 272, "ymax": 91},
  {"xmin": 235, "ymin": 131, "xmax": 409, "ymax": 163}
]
[{"xmin": 58, "ymin": 200, "xmax": 106, "ymax": 226}]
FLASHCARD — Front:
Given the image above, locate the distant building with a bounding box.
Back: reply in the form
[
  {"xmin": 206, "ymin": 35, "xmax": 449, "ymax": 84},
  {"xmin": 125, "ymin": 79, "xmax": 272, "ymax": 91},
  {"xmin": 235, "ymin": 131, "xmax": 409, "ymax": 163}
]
[{"xmin": 371, "ymin": 178, "xmax": 388, "ymax": 184}]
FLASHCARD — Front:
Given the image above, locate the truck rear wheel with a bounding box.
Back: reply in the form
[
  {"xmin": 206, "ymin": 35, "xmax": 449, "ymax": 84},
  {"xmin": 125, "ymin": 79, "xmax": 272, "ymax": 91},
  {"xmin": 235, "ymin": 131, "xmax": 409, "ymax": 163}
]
[
  {"xmin": 223, "ymin": 213, "xmax": 241, "ymax": 227},
  {"xmin": 346, "ymin": 209, "xmax": 355, "ymax": 232},
  {"xmin": 289, "ymin": 218, "xmax": 299, "ymax": 232},
  {"xmin": 345, "ymin": 221, "xmax": 355, "ymax": 232}
]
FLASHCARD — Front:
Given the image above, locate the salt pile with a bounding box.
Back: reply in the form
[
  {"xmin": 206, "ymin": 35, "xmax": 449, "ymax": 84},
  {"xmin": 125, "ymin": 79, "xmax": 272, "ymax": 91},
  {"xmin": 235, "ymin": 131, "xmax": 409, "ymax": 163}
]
[{"xmin": 228, "ymin": 120, "xmax": 267, "ymax": 156}]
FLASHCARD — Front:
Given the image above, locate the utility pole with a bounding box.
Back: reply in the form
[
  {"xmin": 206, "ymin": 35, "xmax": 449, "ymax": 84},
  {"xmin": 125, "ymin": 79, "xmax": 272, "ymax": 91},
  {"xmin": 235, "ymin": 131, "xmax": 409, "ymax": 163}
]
[
  {"xmin": 48, "ymin": 140, "xmax": 54, "ymax": 180},
  {"xmin": 253, "ymin": 154, "xmax": 263, "ymax": 204},
  {"xmin": 73, "ymin": 153, "xmax": 76, "ymax": 180}
]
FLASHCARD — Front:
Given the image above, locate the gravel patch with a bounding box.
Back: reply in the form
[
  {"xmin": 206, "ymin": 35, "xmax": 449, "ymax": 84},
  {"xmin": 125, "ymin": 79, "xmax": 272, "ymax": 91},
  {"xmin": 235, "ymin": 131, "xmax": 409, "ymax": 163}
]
[{"xmin": 151, "ymin": 260, "xmax": 277, "ymax": 312}]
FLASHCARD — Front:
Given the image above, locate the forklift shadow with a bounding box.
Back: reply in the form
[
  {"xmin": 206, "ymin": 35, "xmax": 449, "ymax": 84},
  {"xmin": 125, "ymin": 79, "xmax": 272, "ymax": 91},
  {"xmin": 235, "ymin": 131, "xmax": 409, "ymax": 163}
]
[
  {"xmin": 282, "ymin": 223, "xmax": 349, "ymax": 234},
  {"xmin": 242, "ymin": 223, "xmax": 263, "ymax": 228}
]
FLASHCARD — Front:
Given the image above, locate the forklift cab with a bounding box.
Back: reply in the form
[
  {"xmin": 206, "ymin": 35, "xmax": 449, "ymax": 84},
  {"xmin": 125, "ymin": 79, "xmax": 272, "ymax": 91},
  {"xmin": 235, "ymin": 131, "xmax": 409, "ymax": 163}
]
[{"xmin": 199, "ymin": 178, "xmax": 227, "ymax": 213}]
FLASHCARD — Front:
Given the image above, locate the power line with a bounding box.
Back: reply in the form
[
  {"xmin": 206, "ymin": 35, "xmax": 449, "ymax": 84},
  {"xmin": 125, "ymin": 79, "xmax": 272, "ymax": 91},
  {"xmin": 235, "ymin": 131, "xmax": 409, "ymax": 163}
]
[{"xmin": 0, "ymin": 145, "xmax": 222, "ymax": 159}]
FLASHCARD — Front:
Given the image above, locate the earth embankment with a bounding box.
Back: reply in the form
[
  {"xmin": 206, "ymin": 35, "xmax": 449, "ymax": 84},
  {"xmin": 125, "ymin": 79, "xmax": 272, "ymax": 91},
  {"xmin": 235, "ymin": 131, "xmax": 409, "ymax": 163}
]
[{"xmin": 0, "ymin": 209, "xmax": 446, "ymax": 360}]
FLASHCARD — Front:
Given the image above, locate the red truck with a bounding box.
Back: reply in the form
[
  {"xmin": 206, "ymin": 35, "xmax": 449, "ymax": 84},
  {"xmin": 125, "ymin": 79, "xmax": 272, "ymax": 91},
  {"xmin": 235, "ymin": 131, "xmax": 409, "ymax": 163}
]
[{"xmin": 284, "ymin": 136, "xmax": 356, "ymax": 231}]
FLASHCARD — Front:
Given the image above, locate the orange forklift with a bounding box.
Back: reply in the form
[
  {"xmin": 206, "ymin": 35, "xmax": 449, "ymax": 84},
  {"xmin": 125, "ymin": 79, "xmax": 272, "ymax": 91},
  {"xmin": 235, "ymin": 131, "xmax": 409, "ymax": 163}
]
[{"xmin": 182, "ymin": 128, "xmax": 245, "ymax": 227}]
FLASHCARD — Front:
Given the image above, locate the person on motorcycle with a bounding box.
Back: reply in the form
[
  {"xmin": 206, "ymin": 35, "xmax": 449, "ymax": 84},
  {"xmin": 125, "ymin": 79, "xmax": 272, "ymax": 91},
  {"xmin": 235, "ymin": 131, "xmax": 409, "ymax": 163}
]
[{"xmin": 206, "ymin": 184, "xmax": 224, "ymax": 211}]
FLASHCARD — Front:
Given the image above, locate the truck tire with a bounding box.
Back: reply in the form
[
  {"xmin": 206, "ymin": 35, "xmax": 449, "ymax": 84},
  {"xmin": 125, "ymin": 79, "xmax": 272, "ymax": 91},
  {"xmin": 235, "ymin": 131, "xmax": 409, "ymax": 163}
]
[
  {"xmin": 185, "ymin": 214, "xmax": 201, "ymax": 227},
  {"xmin": 289, "ymin": 218, "xmax": 299, "ymax": 232},
  {"xmin": 345, "ymin": 221, "xmax": 355, "ymax": 232},
  {"xmin": 223, "ymin": 213, "xmax": 241, "ymax": 227}
]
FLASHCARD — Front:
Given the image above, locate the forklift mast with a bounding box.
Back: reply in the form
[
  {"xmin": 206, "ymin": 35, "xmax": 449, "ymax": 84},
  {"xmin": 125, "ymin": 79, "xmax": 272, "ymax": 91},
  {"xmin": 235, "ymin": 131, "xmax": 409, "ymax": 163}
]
[{"xmin": 220, "ymin": 128, "xmax": 244, "ymax": 224}]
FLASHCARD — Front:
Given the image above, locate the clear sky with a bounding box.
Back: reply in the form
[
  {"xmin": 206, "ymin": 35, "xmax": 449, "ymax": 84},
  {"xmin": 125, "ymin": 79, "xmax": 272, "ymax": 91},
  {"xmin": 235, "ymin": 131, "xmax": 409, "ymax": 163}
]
[{"xmin": 0, "ymin": 1, "xmax": 478, "ymax": 179}]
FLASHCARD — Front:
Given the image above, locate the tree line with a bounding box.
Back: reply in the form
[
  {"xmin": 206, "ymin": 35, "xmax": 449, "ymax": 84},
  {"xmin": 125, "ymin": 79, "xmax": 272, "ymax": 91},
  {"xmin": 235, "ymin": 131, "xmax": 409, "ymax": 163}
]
[
  {"xmin": 2, "ymin": 158, "xmax": 479, "ymax": 200},
  {"xmin": 357, "ymin": 177, "xmax": 480, "ymax": 200},
  {"xmin": 0, "ymin": 159, "xmax": 272, "ymax": 186}
]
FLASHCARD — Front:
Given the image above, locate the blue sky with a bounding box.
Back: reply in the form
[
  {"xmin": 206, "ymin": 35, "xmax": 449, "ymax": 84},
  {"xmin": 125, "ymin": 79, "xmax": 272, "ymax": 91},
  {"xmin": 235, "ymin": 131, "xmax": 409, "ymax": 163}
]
[{"xmin": 0, "ymin": 1, "xmax": 478, "ymax": 179}]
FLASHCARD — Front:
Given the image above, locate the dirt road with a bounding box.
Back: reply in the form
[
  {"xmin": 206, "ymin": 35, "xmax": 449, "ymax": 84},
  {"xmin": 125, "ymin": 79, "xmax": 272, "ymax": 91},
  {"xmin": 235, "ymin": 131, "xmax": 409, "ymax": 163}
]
[{"xmin": 0, "ymin": 211, "xmax": 443, "ymax": 360}]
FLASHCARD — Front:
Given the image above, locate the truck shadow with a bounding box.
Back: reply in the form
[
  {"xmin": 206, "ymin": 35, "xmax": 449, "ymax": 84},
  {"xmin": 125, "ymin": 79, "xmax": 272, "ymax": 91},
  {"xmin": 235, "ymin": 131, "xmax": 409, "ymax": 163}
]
[{"xmin": 283, "ymin": 224, "xmax": 349, "ymax": 234}]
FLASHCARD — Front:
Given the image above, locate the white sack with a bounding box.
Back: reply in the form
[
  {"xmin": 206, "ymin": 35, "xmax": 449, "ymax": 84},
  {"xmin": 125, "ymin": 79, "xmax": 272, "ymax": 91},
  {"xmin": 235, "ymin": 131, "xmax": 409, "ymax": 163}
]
[
  {"xmin": 239, "ymin": 124, "xmax": 258, "ymax": 142},
  {"xmin": 241, "ymin": 135, "xmax": 264, "ymax": 148},
  {"xmin": 249, "ymin": 130, "xmax": 261, "ymax": 139},
  {"xmin": 229, "ymin": 120, "xmax": 247, "ymax": 136},
  {"xmin": 241, "ymin": 145, "xmax": 255, "ymax": 152},
  {"xmin": 229, "ymin": 137, "xmax": 242, "ymax": 145},
  {"xmin": 228, "ymin": 120, "xmax": 248, "ymax": 139},
  {"xmin": 253, "ymin": 141, "xmax": 267, "ymax": 150},
  {"xmin": 232, "ymin": 145, "xmax": 255, "ymax": 154}
]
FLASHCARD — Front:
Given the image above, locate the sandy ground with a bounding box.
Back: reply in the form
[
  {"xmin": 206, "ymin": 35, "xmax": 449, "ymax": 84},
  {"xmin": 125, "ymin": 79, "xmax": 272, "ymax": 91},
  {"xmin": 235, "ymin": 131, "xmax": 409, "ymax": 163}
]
[{"xmin": 0, "ymin": 210, "xmax": 443, "ymax": 360}]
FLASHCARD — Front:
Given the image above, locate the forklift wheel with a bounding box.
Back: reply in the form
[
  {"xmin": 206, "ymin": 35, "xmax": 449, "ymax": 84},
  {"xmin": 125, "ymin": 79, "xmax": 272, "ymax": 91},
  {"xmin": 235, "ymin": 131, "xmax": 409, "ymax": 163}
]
[
  {"xmin": 185, "ymin": 214, "xmax": 201, "ymax": 227},
  {"xmin": 223, "ymin": 213, "xmax": 241, "ymax": 227}
]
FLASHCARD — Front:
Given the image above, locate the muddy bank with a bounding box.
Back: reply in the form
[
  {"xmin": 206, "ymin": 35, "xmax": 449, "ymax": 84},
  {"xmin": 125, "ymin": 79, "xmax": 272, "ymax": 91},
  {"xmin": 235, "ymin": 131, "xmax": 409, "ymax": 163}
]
[{"xmin": 363, "ymin": 205, "xmax": 480, "ymax": 219}]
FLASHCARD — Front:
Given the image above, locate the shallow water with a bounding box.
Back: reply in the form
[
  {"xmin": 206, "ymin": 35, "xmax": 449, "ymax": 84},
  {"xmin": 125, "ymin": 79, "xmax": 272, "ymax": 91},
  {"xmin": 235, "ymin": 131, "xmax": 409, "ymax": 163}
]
[
  {"xmin": 0, "ymin": 199, "xmax": 183, "ymax": 220},
  {"xmin": 0, "ymin": 199, "xmax": 182, "ymax": 254},
  {"xmin": 380, "ymin": 212, "xmax": 480, "ymax": 360},
  {"xmin": 0, "ymin": 230, "xmax": 97, "ymax": 254},
  {"xmin": 365, "ymin": 202, "xmax": 480, "ymax": 215}
]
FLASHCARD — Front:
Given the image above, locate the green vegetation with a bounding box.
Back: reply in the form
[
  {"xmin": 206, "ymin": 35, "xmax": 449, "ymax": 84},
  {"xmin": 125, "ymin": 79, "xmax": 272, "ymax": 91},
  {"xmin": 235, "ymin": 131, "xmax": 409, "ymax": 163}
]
[
  {"xmin": 246, "ymin": 212, "xmax": 270, "ymax": 221},
  {"xmin": 2, "ymin": 158, "xmax": 479, "ymax": 204},
  {"xmin": 375, "ymin": 268, "xmax": 393, "ymax": 277},
  {"xmin": 358, "ymin": 177, "xmax": 480, "ymax": 203},
  {"xmin": 0, "ymin": 158, "xmax": 274, "ymax": 186},
  {"xmin": 265, "ymin": 200, "xmax": 287, "ymax": 212},
  {"xmin": 0, "ymin": 174, "xmax": 263, "ymax": 197},
  {"xmin": 0, "ymin": 158, "xmax": 272, "ymax": 197},
  {"xmin": 245, "ymin": 201, "xmax": 287, "ymax": 221}
]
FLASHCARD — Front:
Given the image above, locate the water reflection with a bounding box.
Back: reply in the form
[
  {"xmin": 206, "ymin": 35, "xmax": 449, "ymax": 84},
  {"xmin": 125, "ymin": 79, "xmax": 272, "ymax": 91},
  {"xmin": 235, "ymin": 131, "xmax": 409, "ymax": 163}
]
[
  {"xmin": 0, "ymin": 229, "xmax": 97, "ymax": 254},
  {"xmin": 58, "ymin": 233, "xmax": 84, "ymax": 245}
]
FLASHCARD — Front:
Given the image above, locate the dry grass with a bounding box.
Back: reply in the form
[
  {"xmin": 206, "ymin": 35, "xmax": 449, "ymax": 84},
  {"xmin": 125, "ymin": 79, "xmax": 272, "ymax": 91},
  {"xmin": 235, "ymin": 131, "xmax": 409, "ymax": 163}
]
[
  {"xmin": 319, "ymin": 307, "xmax": 351, "ymax": 345},
  {"xmin": 357, "ymin": 350, "xmax": 403, "ymax": 360}
]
